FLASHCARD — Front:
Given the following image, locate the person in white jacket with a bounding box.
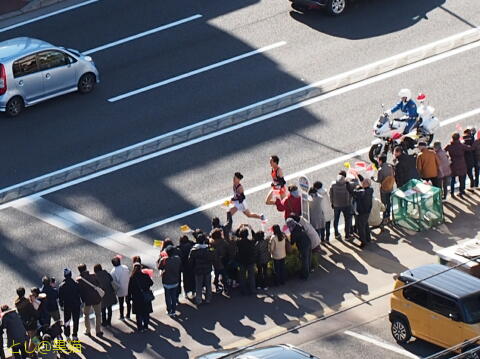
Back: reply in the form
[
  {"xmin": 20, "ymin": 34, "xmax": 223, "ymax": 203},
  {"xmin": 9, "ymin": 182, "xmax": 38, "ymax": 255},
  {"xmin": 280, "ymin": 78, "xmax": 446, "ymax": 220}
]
[
  {"xmin": 310, "ymin": 181, "xmax": 334, "ymax": 242},
  {"xmin": 368, "ymin": 197, "xmax": 386, "ymax": 228},
  {"xmin": 110, "ymin": 256, "xmax": 131, "ymax": 320}
]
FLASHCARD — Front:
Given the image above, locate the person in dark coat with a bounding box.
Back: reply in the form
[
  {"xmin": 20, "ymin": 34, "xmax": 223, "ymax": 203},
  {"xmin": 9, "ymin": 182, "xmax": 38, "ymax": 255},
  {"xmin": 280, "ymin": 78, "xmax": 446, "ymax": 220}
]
[
  {"xmin": 76, "ymin": 264, "xmax": 103, "ymax": 337},
  {"xmin": 445, "ymin": 132, "xmax": 471, "ymax": 196},
  {"xmin": 178, "ymin": 236, "xmax": 195, "ymax": 298},
  {"xmin": 236, "ymin": 226, "xmax": 257, "ymax": 295},
  {"xmin": 0, "ymin": 305, "xmax": 28, "ymax": 359},
  {"xmin": 58, "ymin": 268, "xmax": 82, "ymax": 340},
  {"xmin": 463, "ymin": 129, "xmax": 475, "ymax": 189},
  {"xmin": 14, "ymin": 287, "xmax": 38, "ymax": 354},
  {"xmin": 254, "ymin": 230, "xmax": 270, "ymax": 290},
  {"xmin": 40, "ymin": 276, "xmax": 60, "ymax": 326},
  {"xmin": 189, "ymin": 234, "xmax": 215, "ymax": 305},
  {"xmin": 212, "ymin": 212, "xmax": 233, "ymax": 240},
  {"xmin": 29, "ymin": 287, "xmax": 49, "ymax": 333},
  {"xmin": 393, "ymin": 146, "xmax": 419, "ymax": 188},
  {"xmin": 351, "ymin": 177, "xmax": 374, "ymax": 248},
  {"xmin": 157, "ymin": 246, "xmax": 182, "ymax": 316},
  {"xmin": 93, "ymin": 264, "xmax": 117, "ymax": 327},
  {"xmin": 128, "ymin": 263, "xmax": 154, "ymax": 332},
  {"xmin": 211, "ymin": 228, "xmax": 230, "ymax": 293},
  {"xmin": 286, "ymin": 218, "xmax": 312, "ymax": 280}
]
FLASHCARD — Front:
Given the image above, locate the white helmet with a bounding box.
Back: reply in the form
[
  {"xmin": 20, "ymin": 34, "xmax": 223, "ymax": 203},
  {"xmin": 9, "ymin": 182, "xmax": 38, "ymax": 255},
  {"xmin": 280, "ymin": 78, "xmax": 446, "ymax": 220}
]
[{"xmin": 398, "ymin": 88, "xmax": 412, "ymax": 101}]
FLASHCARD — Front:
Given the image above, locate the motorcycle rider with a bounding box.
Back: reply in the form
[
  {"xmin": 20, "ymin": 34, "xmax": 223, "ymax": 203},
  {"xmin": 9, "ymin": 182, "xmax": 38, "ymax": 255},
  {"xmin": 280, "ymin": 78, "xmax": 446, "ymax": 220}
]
[{"xmin": 385, "ymin": 89, "xmax": 418, "ymax": 135}]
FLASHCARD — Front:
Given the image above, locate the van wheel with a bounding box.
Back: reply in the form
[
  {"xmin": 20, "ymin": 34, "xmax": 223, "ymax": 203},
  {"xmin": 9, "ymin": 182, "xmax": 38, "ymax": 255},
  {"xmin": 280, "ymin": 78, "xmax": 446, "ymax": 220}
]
[
  {"xmin": 5, "ymin": 96, "xmax": 24, "ymax": 117},
  {"xmin": 78, "ymin": 73, "xmax": 96, "ymax": 94},
  {"xmin": 391, "ymin": 318, "xmax": 411, "ymax": 343}
]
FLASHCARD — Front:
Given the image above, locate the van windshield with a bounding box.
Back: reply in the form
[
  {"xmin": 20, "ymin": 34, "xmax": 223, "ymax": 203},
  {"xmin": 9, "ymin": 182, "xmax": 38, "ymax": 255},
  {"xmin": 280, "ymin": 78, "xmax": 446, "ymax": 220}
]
[{"xmin": 463, "ymin": 296, "xmax": 480, "ymax": 324}]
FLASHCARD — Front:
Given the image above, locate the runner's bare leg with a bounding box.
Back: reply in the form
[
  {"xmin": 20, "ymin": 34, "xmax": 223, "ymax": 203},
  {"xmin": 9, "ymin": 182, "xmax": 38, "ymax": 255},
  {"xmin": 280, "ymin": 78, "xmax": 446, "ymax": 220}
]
[{"xmin": 243, "ymin": 209, "xmax": 262, "ymax": 219}]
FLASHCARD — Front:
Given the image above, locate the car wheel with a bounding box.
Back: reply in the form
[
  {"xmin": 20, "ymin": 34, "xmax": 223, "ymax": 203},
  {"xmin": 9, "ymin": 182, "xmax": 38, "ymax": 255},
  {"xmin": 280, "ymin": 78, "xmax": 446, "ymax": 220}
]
[
  {"xmin": 391, "ymin": 318, "xmax": 411, "ymax": 344},
  {"xmin": 78, "ymin": 73, "xmax": 96, "ymax": 94},
  {"xmin": 5, "ymin": 96, "xmax": 24, "ymax": 117},
  {"xmin": 325, "ymin": 0, "xmax": 346, "ymax": 15}
]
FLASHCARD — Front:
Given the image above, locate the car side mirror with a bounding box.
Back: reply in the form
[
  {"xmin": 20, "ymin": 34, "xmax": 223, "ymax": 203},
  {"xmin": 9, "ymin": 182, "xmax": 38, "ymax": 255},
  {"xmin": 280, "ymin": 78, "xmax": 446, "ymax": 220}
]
[{"xmin": 449, "ymin": 313, "xmax": 459, "ymax": 321}]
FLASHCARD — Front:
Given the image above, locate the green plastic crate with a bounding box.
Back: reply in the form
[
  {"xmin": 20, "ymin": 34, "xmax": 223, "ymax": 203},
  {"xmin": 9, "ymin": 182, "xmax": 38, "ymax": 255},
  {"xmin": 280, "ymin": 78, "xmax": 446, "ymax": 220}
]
[{"xmin": 391, "ymin": 179, "xmax": 444, "ymax": 231}]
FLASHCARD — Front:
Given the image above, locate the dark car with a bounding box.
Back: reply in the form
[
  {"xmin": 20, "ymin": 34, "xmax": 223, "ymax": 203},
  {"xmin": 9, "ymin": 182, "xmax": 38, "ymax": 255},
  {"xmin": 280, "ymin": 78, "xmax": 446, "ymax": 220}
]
[
  {"xmin": 195, "ymin": 344, "xmax": 319, "ymax": 359},
  {"xmin": 290, "ymin": 0, "xmax": 347, "ymax": 16}
]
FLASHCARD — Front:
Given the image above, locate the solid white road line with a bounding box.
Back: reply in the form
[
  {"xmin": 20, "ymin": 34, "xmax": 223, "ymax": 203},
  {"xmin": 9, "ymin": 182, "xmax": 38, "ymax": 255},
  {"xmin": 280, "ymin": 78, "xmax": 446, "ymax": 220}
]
[
  {"xmin": 0, "ymin": 0, "xmax": 99, "ymax": 33},
  {"xmin": 344, "ymin": 330, "xmax": 420, "ymax": 359},
  {"xmin": 107, "ymin": 41, "xmax": 287, "ymax": 102},
  {"xmin": 1, "ymin": 39, "xmax": 479, "ymax": 213},
  {"xmin": 1, "ymin": 34, "xmax": 478, "ymax": 204},
  {"xmin": 125, "ymin": 106, "xmax": 480, "ymax": 235},
  {"xmin": 83, "ymin": 14, "xmax": 203, "ymax": 55}
]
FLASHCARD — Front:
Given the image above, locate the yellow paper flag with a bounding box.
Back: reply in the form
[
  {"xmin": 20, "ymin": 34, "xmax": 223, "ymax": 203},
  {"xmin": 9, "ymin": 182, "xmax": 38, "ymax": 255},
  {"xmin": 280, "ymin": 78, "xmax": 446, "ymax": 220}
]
[
  {"xmin": 344, "ymin": 162, "xmax": 351, "ymax": 169},
  {"xmin": 180, "ymin": 225, "xmax": 192, "ymax": 233},
  {"xmin": 153, "ymin": 239, "xmax": 163, "ymax": 247}
]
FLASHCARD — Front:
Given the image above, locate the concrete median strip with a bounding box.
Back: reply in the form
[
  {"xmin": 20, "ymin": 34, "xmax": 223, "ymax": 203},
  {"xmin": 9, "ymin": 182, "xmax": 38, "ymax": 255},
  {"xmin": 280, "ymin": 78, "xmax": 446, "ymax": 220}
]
[{"xmin": 0, "ymin": 28, "xmax": 479, "ymax": 205}]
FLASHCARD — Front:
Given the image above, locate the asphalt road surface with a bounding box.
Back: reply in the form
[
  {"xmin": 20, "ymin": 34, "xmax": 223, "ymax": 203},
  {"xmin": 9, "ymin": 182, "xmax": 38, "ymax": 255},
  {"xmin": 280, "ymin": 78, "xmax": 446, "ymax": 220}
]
[{"xmin": 0, "ymin": 0, "xmax": 479, "ymax": 357}]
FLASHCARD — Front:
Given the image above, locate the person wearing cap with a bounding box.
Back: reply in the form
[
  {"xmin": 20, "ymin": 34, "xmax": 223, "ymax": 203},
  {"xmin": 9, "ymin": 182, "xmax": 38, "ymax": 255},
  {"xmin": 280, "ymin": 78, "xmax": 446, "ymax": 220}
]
[
  {"xmin": 157, "ymin": 246, "xmax": 182, "ymax": 317},
  {"xmin": 351, "ymin": 176, "xmax": 374, "ymax": 248},
  {"xmin": 58, "ymin": 268, "xmax": 82, "ymax": 340},
  {"xmin": 416, "ymin": 142, "xmax": 440, "ymax": 188},
  {"xmin": 110, "ymin": 256, "xmax": 131, "ymax": 320},
  {"xmin": 385, "ymin": 89, "xmax": 419, "ymax": 134}
]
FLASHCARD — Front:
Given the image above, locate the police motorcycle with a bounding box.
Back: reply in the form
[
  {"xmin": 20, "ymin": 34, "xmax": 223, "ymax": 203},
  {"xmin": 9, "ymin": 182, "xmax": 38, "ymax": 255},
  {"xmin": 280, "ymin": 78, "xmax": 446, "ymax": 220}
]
[{"xmin": 368, "ymin": 93, "xmax": 440, "ymax": 167}]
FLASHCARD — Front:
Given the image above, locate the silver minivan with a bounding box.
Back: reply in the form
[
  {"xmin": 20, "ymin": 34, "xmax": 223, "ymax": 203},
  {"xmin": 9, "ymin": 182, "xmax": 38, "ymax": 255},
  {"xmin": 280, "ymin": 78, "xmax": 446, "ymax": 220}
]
[{"xmin": 0, "ymin": 37, "xmax": 100, "ymax": 116}]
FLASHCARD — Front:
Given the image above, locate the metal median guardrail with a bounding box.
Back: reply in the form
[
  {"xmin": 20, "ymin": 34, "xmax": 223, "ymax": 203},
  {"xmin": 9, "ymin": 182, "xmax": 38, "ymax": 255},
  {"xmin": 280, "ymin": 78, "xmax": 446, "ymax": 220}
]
[{"xmin": 1, "ymin": 27, "xmax": 479, "ymax": 204}]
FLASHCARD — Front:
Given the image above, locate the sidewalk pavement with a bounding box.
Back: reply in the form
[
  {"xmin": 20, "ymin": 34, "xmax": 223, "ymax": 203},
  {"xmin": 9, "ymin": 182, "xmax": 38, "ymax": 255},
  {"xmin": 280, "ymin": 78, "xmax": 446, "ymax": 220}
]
[
  {"xmin": 0, "ymin": 0, "xmax": 66, "ymax": 21},
  {"xmin": 40, "ymin": 189, "xmax": 477, "ymax": 359}
]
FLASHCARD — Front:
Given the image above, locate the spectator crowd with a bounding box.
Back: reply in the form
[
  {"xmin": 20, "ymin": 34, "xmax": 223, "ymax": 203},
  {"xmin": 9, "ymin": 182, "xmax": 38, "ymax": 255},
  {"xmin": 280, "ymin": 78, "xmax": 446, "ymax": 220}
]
[{"xmin": 1, "ymin": 129, "xmax": 479, "ymax": 359}]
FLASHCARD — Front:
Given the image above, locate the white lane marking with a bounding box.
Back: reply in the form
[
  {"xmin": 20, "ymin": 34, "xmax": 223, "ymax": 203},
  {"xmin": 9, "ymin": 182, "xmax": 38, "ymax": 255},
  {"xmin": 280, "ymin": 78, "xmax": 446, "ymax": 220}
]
[
  {"xmin": 1, "ymin": 35, "xmax": 478, "ymax": 203},
  {"xmin": 1, "ymin": 41, "xmax": 479, "ymax": 212},
  {"xmin": 126, "ymin": 106, "xmax": 479, "ymax": 234},
  {"xmin": 107, "ymin": 41, "xmax": 287, "ymax": 102},
  {"xmin": 344, "ymin": 330, "xmax": 420, "ymax": 359},
  {"xmin": 83, "ymin": 14, "xmax": 203, "ymax": 55},
  {"xmin": 0, "ymin": 0, "xmax": 99, "ymax": 33}
]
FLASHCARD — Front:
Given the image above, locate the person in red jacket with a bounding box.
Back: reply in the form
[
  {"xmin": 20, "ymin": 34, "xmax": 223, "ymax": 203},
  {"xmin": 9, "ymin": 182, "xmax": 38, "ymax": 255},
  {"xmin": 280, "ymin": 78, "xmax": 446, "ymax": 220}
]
[{"xmin": 275, "ymin": 185, "xmax": 301, "ymax": 219}]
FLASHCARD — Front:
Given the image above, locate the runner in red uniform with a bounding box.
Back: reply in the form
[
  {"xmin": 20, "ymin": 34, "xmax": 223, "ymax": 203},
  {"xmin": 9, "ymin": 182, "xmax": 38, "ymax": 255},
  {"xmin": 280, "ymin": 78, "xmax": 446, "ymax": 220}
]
[
  {"xmin": 228, "ymin": 172, "xmax": 265, "ymax": 220},
  {"xmin": 265, "ymin": 155, "xmax": 288, "ymax": 205}
]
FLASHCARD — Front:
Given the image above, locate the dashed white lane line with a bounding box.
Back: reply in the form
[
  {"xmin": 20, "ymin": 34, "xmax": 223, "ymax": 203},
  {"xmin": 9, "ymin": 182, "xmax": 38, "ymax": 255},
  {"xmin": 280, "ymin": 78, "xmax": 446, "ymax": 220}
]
[
  {"xmin": 83, "ymin": 14, "xmax": 203, "ymax": 55},
  {"xmin": 344, "ymin": 330, "xmax": 421, "ymax": 359},
  {"xmin": 107, "ymin": 41, "xmax": 287, "ymax": 102},
  {"xmin": 125, "ymin": 106, "xmax": 480, "ymax": 235},
  {"xmin": 0, "ymin": 0, "xmax": 99, "ymax": 33}
]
